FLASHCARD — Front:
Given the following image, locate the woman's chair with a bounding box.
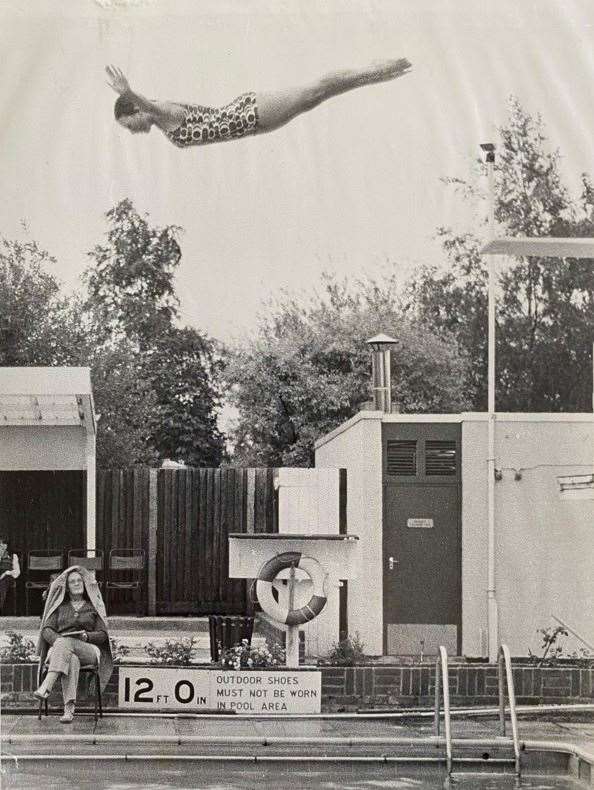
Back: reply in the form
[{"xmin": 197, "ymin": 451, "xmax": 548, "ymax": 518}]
[
  {"xmin": 105, "ymin": 549, "xmax": 145, "ymax": 616},
  {"xmin": 37, "ymin": 663, "xmax": 103, "ymax": 722},
  {"xmin": 66, "ymin": 549, "xmax": 104, "ymax": 587},
  {"xmin": 25, "ymin": 552, "xmax": 64, "ymax": 615}
]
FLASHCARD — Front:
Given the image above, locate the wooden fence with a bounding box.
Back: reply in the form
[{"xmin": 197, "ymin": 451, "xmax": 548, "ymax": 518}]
[
  {"xmin": 1, "ymin": 467, "xmax": 343, "ymax": 617},
  {"xmin": 96, "ymin": 467, "xmax": 278, "ymax": 616}
]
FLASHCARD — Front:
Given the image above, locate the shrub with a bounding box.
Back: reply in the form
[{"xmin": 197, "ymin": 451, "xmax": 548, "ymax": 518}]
[
  {"xmin": 144, "ymin": 637, "xmax": 196, "ymax": 665},
  {"xmin": 0, "ymin": 631, "xmax": 37, "ymax": 664},
  {"xmin": 325, "ymin": 633, "xmax": 367, "ymax": 666},
  {"xmin": 110, "ymin": 638, "xmax": 131, "ymax": 664},
  {"xmin": 528, "ymin": 626, "xmax": 594, "ymax": 667},
  {"xmin": 528, "ymin": 626, "xmax": 568, "ymax": 666},
  {"xmin": 219, "ymin": 639, "xmax": 285, "ymax": 670}
]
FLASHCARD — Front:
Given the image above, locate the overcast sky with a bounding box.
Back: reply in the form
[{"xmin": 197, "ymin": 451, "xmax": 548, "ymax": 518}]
[{"xmin": 2, "ymin": 0, "xmax": 594, "ymax": 342}]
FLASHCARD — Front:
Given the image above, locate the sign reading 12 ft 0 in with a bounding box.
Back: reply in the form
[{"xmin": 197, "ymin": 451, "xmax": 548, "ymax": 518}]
[
  {"xmin": 118, "ymin": 667, "xmax": 322, "ymax": 714},
  {"xmin": 119, "ymin": 667, "xmax": 211, "ymax": 711}
]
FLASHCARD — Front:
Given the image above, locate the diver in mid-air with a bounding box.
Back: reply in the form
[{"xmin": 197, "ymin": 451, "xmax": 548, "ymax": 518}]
[{"xmin": 106, "ymin": 58, "xmax": 412, "ymax": 149}]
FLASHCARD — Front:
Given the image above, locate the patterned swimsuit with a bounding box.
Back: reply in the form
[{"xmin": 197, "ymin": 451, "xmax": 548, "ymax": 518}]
[{"xmin": 165, "ymin": 92, "xmax": 259, "ymax": 148}]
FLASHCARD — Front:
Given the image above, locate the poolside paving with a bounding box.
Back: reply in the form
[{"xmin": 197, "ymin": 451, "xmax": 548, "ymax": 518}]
[{"xmin": 1, "ymin": 709, "xmax": 593, "ymax": 746}]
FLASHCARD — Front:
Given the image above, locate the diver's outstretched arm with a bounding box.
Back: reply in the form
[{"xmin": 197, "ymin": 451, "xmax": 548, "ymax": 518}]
[{"xmin": 106, "ymin": 65, "xmax": 184, "ymax": 130}]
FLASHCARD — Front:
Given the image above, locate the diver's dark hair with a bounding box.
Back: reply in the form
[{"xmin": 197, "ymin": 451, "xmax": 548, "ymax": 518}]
[{"xmin": 114, "ymin": 95, "xmax": 138, "ymax": 120}]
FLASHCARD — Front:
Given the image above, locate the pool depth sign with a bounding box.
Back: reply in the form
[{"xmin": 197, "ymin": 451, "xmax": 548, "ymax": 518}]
[{"xmin": 119, "ymin": 667, "xmax": 322, "ymax": 714}]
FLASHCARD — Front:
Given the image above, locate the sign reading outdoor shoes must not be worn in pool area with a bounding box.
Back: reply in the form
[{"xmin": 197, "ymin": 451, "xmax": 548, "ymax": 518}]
[{"xmin": 119, "ymin": 667, "xmax": 322, "ymax": 714}]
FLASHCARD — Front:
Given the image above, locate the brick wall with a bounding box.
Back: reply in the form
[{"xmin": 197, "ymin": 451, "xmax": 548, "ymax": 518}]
[
  {"xmin": 2, "ymin": 662, "xmax": 593, "ymax": 710},
  {"xmin": 321, "ymin": 664, "xmax": 594, "ymax": 710}
]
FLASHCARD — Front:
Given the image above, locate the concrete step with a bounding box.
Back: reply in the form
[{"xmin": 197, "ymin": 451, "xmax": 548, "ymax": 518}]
[{"xmin": 0, "ymin": 616, "xmax": 212, "ymax": 632}]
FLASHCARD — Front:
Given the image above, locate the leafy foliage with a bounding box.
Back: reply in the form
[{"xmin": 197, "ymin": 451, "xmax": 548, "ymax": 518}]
[
  {"xmin": 84, "ymin": 200, "xmax": 226, "ymax": 467},
  {"xmin": 84, "ymin": 199, "xmax": 181, "ymax": 346},
  {"xmin": 0, "ymin": 631, "xmax": 37, "ymax": 663},
  {"xmin": 219, "ymin": 638, "xmax": 285, "ymax": 669},
  {"xmin": 227, "ymin": 274, "xmax": 470, "ymax": 466},
  {"xmin": 0, "ymin": 236, "xmax": 87, "ymax": 366},
  {"xmin": 527, "ymin": 626, "xmax": 593, "ymax": 667},
  {"xmin": 325, "ymin": 633, "xmax": 367, "ymax": 666},
  {"xmin": 144, "ymin": 636, "xmax": 197, "ymax": 665},
  {"xmin": 405, "ymin": 98, "xmax": 594, "ymax": 411},
  {"xmin": 110, "ymin": 637, "xmax": 131, "ymax": 664}
]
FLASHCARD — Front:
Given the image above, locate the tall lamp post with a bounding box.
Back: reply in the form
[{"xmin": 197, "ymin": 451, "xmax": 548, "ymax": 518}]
[
  {"xmin": 479, "ymin": 144, "xmax": 594, "ymax": 662},
  {"xmin": 480, "ymin": 143, "xmax": 499, "ymax": 662}
]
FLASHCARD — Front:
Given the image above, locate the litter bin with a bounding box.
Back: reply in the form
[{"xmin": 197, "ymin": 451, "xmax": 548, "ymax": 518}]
[{"xmin": 208, "ymin": 615, "xmax": 254, "ymax": 662}]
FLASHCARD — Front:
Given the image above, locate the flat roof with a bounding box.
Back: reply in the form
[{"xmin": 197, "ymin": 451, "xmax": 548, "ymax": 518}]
[
  {"xmin": 0, "ymin": 367, "xmax": 92, "ymax": 395},
  {"xmin": 315, "ymin": 410, "xmax": 594, "ymax": 450},
  {"xmin": 0, "ymin": 367, "xmax": 95, "ymax": 431},
  {"xmin": 481, "ymin": 237, "xmax": 594, "ymax": 258}
]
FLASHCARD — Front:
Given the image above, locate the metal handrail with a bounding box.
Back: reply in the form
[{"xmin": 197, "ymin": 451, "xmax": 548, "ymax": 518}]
[
  {"xmin": 498, "ymin": 644, "xmax": 521, "ymax": 775},
  {"xmin": 433, "ymin": 645, "xmax": 453, "ymax": 774}
]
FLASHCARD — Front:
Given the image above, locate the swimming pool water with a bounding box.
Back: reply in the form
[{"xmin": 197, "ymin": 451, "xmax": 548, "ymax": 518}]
[{"xmin": 0, "ymin": 761, "xmax": 586, "ymax": 790}]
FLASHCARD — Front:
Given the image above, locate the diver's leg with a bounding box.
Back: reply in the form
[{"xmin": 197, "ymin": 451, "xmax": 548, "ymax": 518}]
[{"xmin": 256, "ymin": 58, "xmax": 411, "ymax": 133}]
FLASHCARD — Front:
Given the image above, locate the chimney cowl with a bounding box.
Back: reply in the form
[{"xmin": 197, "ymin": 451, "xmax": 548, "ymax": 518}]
[{"xmin": 367, "ymin": 334, "xmax": 397, "ymax": 413}]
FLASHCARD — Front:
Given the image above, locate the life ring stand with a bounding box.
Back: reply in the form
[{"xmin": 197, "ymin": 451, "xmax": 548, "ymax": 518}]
[{"xmin": 255, "ymin": 551, "xmax": 328, "ymax": 626}]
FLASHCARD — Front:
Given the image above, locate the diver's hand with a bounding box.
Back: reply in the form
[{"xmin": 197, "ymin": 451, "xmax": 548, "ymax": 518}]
[{"xmin": 106, "ymin": 65, "xmax": 131, "ymax": 95}]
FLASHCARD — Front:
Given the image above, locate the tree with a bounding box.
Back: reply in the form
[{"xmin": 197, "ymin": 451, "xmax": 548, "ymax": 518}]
[
  {"xmin": 0, "ymin": 236, "xmax": 86, "ymax": 366},
  {"xmin": 226, "ymin": 275, "xmax": 470, "ymax": 467},
  {"xmin": 141, "ymin": 327, "xmax": 225, "ymax": 467},
  {"xmin": 85, "ymin": 199, "xmax": 181, "ymax": 347},
  {"xmin": 91, "ymin": 344, "xmax": 159, "ymax": 468},
  {"xmin": 404, "ymin": 98, "xmax": 594, "ymax": 411},
  {"xmin": 84, "ymin": 200, "xmax": 226, "ymax": 466}
]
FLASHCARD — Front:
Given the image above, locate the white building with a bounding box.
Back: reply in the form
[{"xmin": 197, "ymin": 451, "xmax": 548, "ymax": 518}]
[
  {"xmin": 0, "ymin": 367, "xmax": 97, "ymax": 551},
  {"xmin": 315, "ymin": 410, "xmax": 593, "ymax": 658}
]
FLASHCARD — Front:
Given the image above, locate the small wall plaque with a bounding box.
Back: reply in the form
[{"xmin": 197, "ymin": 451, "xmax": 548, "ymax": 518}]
[{"xmin": 407, "ymin": 518, "xmax": 434, "ymax": 529}]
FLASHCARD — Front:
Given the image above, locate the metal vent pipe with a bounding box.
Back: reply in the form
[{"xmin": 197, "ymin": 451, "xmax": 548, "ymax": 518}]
[{"xmin": 367, "ymin": 334, "xmax": 398, "ymax": 413}]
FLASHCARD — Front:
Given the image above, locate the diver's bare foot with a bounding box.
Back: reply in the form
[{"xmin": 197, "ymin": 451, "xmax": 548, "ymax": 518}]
[{"xmin": 367, "ymin": 58, "xmax": 412, "ymax": 83}]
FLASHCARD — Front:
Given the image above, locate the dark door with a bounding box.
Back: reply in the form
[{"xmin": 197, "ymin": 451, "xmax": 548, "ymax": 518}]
[
  {"xmin": 0, "ymin": 471, "xmax": 85, "ymax": 614},
  {"xmin": 382, "ymin": 423, "xmax": 461, "ymax": 655}
]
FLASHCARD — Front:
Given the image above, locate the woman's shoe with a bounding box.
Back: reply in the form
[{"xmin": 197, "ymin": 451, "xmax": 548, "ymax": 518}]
[
  {"xmin": 32, "ymin": 687, "xmax": 50, "ymax": 701},
  {"xmin": 60, "ymin": 701, "xmax": 75, "ymax": 723}
]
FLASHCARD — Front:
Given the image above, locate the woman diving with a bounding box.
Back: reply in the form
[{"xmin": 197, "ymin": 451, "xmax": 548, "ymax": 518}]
[{"xmin": 106, "ymin": 58, "xmax": 412, "ymax": 148}]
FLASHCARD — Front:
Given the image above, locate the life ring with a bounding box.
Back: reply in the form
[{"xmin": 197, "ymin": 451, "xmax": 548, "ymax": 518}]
[{"xmin": 256, "ymin": 551, "xmax": 328, "ymax": 626}]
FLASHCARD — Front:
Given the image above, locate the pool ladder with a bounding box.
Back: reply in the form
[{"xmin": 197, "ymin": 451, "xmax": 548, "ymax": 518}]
[{"xmin": 434, "ymin": 644, "xmax": 521, "ymax": 776}]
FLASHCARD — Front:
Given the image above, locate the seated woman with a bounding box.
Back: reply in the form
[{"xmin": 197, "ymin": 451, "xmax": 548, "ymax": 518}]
[
  {"xmin": 106, "ymin": 57, "xmax": 411, "ymax": 148},
  {"xmin": 34, "ymin": 566, "xmax": 113, "ymax": 723},
  {"xmin": 0, "ymin": 535, "xmax": 20, "ymax": 612}
]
